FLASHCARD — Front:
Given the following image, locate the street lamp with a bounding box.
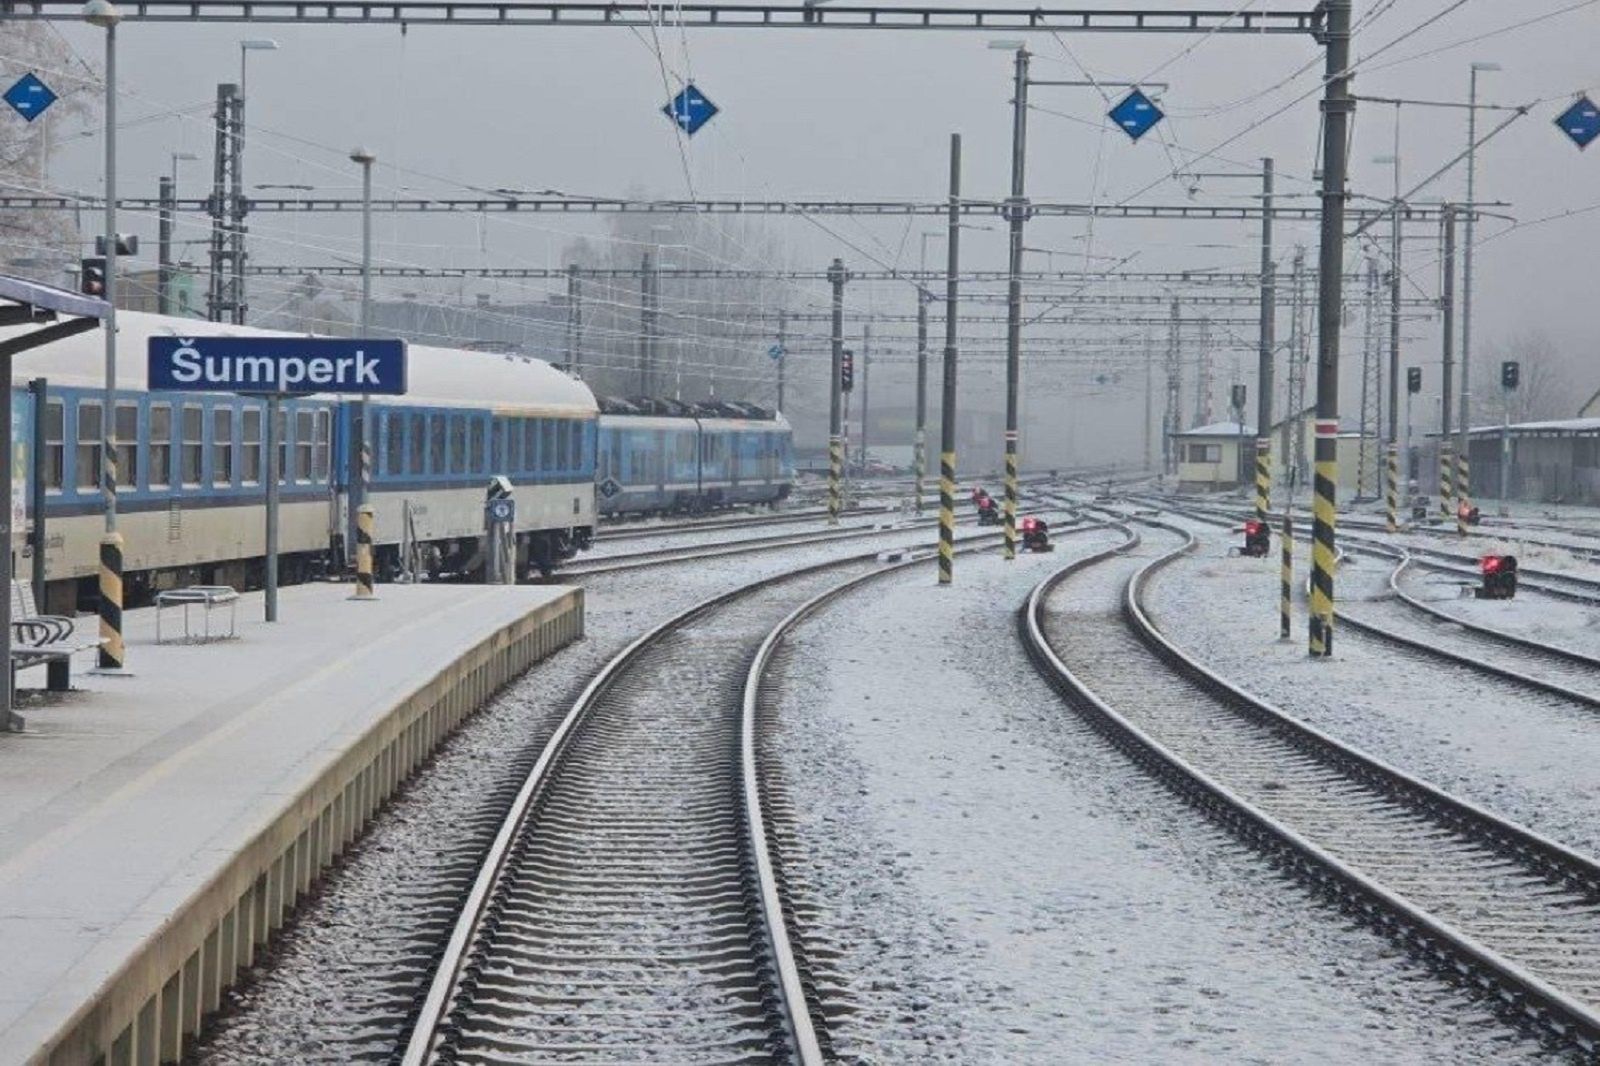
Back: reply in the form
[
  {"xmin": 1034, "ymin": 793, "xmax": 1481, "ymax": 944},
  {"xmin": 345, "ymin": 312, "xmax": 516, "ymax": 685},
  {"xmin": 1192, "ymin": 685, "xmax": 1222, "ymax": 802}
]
[
  {"xmin": 84, "ymin": 0, "xmax": 124, "ymax": 669},
  {"xmin": 1460, "ymin": 60, "xmax": 1500, "ymax": 509},
  {"xmin": 235, "ymin": 40, "xmax": 278, "ymax": 323},
  {"xmin": 1375, "ymin": 150, "xmax": 1404, "ymax": 526},
  {"xmin": 990, "ymin": 39, "xmax": 1029, "ymax": 561}
]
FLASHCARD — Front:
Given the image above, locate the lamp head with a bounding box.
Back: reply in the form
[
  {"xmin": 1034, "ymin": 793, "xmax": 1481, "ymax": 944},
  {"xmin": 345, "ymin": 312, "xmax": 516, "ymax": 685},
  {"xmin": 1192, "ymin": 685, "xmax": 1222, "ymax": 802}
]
[
  {"xmin": 349, "ymin": 147, "xmax": 377, "ymax": 166},
  {"xmin": 82, "ymin": 0, "xmax": 121, "ymax": 28},
  {"xmin": 1471, "ymin": 61, "xmax": 1502, "ymax": 73},
  {"xmin": 241, "ymin": 38, "xmax": 280, "ymax": 51}
]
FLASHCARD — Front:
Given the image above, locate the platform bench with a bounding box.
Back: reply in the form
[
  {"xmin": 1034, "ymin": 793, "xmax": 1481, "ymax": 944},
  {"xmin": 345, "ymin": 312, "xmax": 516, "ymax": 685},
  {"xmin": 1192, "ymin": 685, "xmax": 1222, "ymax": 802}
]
[{"xmin": 10, "ymin": 580, "xmax": 105, "ymax": 691}]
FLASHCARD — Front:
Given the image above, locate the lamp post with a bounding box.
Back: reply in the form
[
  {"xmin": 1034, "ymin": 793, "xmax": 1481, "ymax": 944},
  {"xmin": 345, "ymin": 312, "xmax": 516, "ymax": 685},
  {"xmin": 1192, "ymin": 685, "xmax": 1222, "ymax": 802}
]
[
  {"xmin": 1374, "ymin": 148, "xmax": 1403, "ymax": 530},
  {"xmin": 159, "ymin": 151, "xmax": 198, "ymax": 315},
  {"xmin": 990, "ymin": 39, "xmax": 1028, "ymax": 562},
  {"xmin": 349, "ymin": 146, "xmax": 375, "ymax": 567},
  {"xmin": 84, "ymin": 0, "xmax": 124, "ymax": 670},
  {"xmin": 1459, "ymin": 60, "xmax": 1500, "ymax": 510}
]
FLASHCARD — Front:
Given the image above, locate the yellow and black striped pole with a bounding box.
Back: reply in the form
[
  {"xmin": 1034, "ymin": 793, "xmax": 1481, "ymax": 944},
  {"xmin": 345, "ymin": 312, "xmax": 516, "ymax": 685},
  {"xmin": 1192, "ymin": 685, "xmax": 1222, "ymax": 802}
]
[
  {"xmin": 827, "ymin": 258, "xmax": 847, "ymax": 527},
  {"xmin": 1280, "ymin": 503, "xmax": 1292, "ymax": 640},
  {"xmin": 827, "ymin": 436, "xmax": 843, "ymax": 525},
  {"xmin": 1002, "ymin": 431, "xmax": 1018, "ymax": 561},
  {"xmin": 1439, "ymin": 444, "xmax": 1454, "ymax": 524},
  {"xmin": 1385, "ymin": 442, "xmax": 1400, "ymax": 533},
  {"xmin": 1455, "ymin": 451, "xmax": 1470, "ymax": 536},
  {"xmin": 351, "ymin": 505, "xmax": 376, "ymax": 600},
  {"xmin": 1308, "ymin": 419, "xmax": 1338, "ymax": 656},
  {"xmin": 97, "ymin": 532, "xmax": 124, "ymax": 669},
  {"xmin": 1254, "ymin": 437, "xmax": 1271, "ymax": 525},
  {"xmin": 938, "ymin": 452, "xmax": 955, "ymax": 585}
]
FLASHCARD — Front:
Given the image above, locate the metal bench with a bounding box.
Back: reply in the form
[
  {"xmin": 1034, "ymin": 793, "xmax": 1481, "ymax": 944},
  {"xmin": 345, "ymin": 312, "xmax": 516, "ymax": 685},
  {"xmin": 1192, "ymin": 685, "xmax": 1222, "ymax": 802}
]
[
  {"xmin": 156, "ymin": 586, "xmax": 239, "ymax": 644},
  {"xmin": 10, "ymin": 580, "xmax": 105, "ymax": 692}
]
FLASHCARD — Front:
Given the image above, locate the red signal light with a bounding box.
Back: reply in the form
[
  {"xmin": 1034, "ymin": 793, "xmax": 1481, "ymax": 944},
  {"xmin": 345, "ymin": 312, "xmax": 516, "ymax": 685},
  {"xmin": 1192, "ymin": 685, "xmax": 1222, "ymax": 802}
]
[
  {"xmin": 1021, "ymin": 516, "xmax": 1038, "ymax": 532},
  {"xmin": 1245, "ymin": 520, "xmax": 1263, "ymax": 535},
  {"xmin": 1482, "ymin": 555, "xmax": 1503, "ymax": 574}
]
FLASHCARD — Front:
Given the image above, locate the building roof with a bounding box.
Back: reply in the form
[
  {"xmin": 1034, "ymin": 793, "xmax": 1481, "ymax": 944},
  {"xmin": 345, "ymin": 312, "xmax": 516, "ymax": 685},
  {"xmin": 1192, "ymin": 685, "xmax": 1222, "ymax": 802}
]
[
  {"xmin": 1455, "ymin": 417, "xmax": 1600, "ymax": 438},
  {"xmin": 1173, "ymin": 420, "xmax": 1254, "ymax": 438}
]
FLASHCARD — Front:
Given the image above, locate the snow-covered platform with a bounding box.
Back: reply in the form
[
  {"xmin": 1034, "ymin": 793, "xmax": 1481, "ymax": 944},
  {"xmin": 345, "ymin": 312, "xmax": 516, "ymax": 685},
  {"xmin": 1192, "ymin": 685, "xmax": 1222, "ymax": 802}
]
[{"xmin": 0, "ymin": 580, "xmax": 584, "ymax": 1065}]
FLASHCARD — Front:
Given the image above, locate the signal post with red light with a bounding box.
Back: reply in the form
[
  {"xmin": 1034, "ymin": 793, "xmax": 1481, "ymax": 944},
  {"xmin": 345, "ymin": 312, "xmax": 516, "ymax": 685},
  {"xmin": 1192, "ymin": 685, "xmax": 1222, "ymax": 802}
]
[
  {"xmin": 1476, "ymin": 554, "xmax": 1517, "ymax": 600},
  {"xmin": 1020, "ymin": 515, "xmax": 1053, "ymax": 553},
  {"xmin": 1241, "ymin": 519, "xmax": 1270, "ymax": 557}
]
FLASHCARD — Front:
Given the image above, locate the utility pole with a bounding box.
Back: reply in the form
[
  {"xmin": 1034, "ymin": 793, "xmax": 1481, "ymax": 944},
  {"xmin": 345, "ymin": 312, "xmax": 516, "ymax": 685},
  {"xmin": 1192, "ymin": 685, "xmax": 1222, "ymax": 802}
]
[
  {"xmin": 1356, "ymin": 256, "xmax": 1380, "ymax": 500},
  {"xmin": 1255, "ymin": 157, "xmax": 1275, "ymax": 524},
  {"xmin": 938, "ymin": 134, "xmax": 961, "ymax": 586},
  {"xmin": 638, "ymin": 250, "xmax": 654, "ymax": 395},
  {"xmin": 1283, "ymin": 246, "xmax": 1307, "ymax": 490},
  {"xmin": 157, "ymin": 175, "xmax": 174, "ymax": 316},
  {"xmin": 1143, "ymin": 332, "xmax": 1154, "ymax": 472},
  {"xmin": 1164, "ymin": 298, "xmax": 1180, "ymax": 474},
  {"xmin": 827, "ymin": 257, "xmax": 846, "ymax": 525},
  {"xmin": 1460, "ymin": 61, "xmax": 1500, "ymax": 514},
  {"xmin": 1001, "ymin": 45, "xmax": 1031, "ymax": 561},
  {"xmin": 914, "ymin": 290, "xmax": 929, "ymax": 513},
  {"xmin": 1385, "ymin": 139, "xmax": 1403, "ymax": 533},
  {"xmin": 1440, "ymin": 204, "xmax": 1458, "ymax": 528},
  {"xmin": 1194, "ymin": 317, "xmax": 1213, "ymax": 427},
  {"xmin": 861, "ymin": 323, "xmax": 871, "ymax": 469},
  {"xmin": 206, "ymin": 83, "xmax": 240, "ymax": 323},
  {"xmin": 1307, "ymin": 0, "xmax": 1352, "ymax": 658},
  {"xmin": 565, "ymin": 263, "xmax": 582, "ymax": 375},
  {"xmin": 776, "ymin": 308, "xmax": 787, "ymax": 412}
]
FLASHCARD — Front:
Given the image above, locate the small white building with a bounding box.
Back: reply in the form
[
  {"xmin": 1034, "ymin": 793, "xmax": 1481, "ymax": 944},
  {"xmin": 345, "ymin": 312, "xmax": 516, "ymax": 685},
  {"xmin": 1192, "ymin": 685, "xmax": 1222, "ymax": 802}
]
[{"xmin": 1172, "ymin": 421, "xmax": 1254, "ymax": 492}]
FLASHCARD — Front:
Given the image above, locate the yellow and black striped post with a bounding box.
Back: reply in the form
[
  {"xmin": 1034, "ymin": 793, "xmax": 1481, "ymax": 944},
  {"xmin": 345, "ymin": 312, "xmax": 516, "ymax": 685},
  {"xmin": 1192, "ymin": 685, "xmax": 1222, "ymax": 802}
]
[
  {"xmin": 1438, "ymin": 444, "xmax": 1454, "ymax": 524},
  {"xmin": 1002, "ymin": 431, "xmax": 1018, "ymax": 561},
  {"xmin": 1280, "ymin": 505, "xmax": 1293, "ymax": 640},
  {"xmin": 1455, "ymin": 451, "xmax": 1470, "ymax": 536},
  {"xmin": 938, "ymin": 451, "xmax": 955, "ymax": 585},
  {"xmin": 1308, "ymin": 419, "xmax": 1338, "ymax": 657},
  {"xmin": 1385, "ymin": 442, "xmax": 1400, "ymax": 533},
  {"xmin": 1254, "ymin": 437, "xmax": 1271, "ymax": 525},
  {"xmin": 97, "ymin": 532, "xmax": 124, "ymax": 670},
  {"xmin": 351, "ymin": 505, "xmax": 376, "ymax": 600},
  {"xmin": 827, "ymin": 435, "xmax": 843, "ymax": 526}
]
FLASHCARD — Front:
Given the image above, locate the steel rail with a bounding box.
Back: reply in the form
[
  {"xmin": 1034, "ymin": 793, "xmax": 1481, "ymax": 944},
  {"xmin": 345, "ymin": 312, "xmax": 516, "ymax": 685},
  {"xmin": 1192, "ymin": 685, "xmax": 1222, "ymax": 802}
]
[{"xmin": 1021, "ymin": 519, "xmax": 1600, "ymax": 1051}]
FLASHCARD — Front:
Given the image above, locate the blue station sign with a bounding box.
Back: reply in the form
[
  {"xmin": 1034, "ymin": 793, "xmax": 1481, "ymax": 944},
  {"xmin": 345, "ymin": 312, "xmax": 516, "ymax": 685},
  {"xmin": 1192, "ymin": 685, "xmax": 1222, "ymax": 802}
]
[{"xmin": 147, "ymin": 336, "xmax": 408, "ymax": 395}]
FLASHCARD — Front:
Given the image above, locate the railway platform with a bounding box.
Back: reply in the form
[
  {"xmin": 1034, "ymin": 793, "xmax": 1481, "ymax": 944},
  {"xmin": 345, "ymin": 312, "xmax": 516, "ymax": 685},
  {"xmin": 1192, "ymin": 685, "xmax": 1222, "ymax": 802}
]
[{"xmin": 0, "ymin": 580, "xmax": 583, "ymax": 1065}]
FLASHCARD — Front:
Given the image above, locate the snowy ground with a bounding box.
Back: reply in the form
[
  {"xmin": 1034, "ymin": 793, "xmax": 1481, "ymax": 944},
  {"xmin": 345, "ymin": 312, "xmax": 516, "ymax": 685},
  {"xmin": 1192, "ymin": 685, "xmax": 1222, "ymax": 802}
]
[
  {"xmin": 1393, "ymin": 562, "xmax": 1600, "ymax": 659},
  {"xmin": 1145, "ymin": 514, "xmax": 1600, "ymax": 866},
  {"xmin": 766, "ymin": 535, "xmax": 1551, "ymax": 1063},
  {"xmin": 187, "ymin": 517, "xmax": 1025, "ymax": 1063}
]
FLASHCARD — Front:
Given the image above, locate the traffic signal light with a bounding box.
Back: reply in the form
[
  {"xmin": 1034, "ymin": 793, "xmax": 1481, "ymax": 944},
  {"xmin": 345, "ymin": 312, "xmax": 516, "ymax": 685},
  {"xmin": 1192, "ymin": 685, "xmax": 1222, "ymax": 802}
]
[
  {"xmin": 841, "ymin": 349, "xmax": 854, "ymax": 393},
  {"xmin": 1242, "ymin": 519, "xmax": 1270, "ymax": 557},
  {"xmin": 1501, "ymin": 360, "xmax": 1521, "ymax": 391},
  {"xmin": 80, "ymin": 257, "xmax": 106, "ymax": 296},
  {"xmin": 1407, "ymin": 367, "xmax": 1422, "ymax": 394},
  {"xmin": 1476, "ymin": 554, "xmax": 1518, "ymax": 599},
  {"xmin": 1230, "ymin": 384, "xmax": 1247, "ymax": 411}
]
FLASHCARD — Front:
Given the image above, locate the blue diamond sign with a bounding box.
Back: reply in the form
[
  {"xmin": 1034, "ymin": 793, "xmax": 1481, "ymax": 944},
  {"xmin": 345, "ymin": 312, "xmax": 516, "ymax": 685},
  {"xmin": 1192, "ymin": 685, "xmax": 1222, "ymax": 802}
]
[
  {"xmin": 767, "ymin": 343, "xmax": 785, "ymax": 362},
  {"xmin": 1108, "ymin": 88, "xmax": 1164, "ymax": 143},
  {"xmin": 3, "ymin": 73, "xmax": 57, "ymax": 124},
  {"xmin": 1556, "ymin": 96, "xmax": 1600, "ymax": 150},
  {"xmin": 663, "ymin": 83, "xmax": 719, "ymax": 137},
  {"xmin": 599, "ymin": 476, "xmax": 623, "ymax": 500}
]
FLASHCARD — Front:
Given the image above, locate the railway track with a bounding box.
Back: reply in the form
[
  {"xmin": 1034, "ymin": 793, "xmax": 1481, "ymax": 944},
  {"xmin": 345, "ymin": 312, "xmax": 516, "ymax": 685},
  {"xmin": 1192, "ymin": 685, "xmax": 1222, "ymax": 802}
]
[
  {"xmin": 404, "ymin": 520, "xmax": 1102, "ymax": 1063},
  {"xmin": 1021, "ymin": 519, "xmax": 1600, "ymax": 1052}
]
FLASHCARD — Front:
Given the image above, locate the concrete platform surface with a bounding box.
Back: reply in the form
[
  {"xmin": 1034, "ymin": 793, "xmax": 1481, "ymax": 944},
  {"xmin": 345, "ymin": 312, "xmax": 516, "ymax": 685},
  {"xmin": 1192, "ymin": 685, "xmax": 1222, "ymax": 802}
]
[{"xmin": 0, "ymin": 581, "xmax": 575, "ymax": 1060}]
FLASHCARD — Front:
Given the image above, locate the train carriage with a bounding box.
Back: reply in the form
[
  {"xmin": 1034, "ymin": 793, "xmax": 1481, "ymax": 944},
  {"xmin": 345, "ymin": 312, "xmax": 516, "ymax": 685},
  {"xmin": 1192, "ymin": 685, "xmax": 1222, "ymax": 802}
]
[{"xmin": 1, "ymin": 310, "xmax": 598, "ymax": 611}]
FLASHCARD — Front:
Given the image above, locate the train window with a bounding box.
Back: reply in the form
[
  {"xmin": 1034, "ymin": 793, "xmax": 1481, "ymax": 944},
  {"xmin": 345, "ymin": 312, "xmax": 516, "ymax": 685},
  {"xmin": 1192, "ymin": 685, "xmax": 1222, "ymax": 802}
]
[
  {"xmin": 181, "ymin": 405, "xmax": 203, "ymax": 485},
  {"xmin": 541, "ymin": 420, "xmax": 555, "ymax": 472},
  {"xmin": 507, "ymin": 418, "xmax": 522, "ymax": 472},
  {"xmin": 412, "ymin": 408, "xmax": 432, "ymax": 470},
  {"xmin": 43, "ymin": 400, "xmax": 63, "ymax": 491},
  {"xmin": 276, "ymin": 406, "xmax": 289, "ymax": 483},
  {"xmin": 295, "ymin": 410, "xmax": 314, "ymax": 481},
  {"xmin": 148, "ymin": 404, "xmax": 170, "ymax": 489},
  {"xmin": 469, "ymin": 416, "xmax": 485, "ymax": 472},
  {"xmin": 429, "ymin": 414, "xmax": 446, "ymax": 474},
  {"xmin": 314, "ymin": 410, "xmax": 330, "ymax": 481},
  {"xmin": 212, "ymin": 407, "xmax": 234, "ymax": 486},
  {"xmin": 115, "ymin": 403, "xmax": 139, "ymax": 491},
  {"xmin": 524, "ymin": 420, "xmax": 538, "ymax": 472},
  {"xmin": 384, "ymin": 411, "xmax": 404, "ymax": 476},
  {"xmin": 490, "ymin": 419, "xmax": 503, "ymax": 473},
  {"xmin": 76, "ymin": 401, "xmax": 102, "ymax": 491},
  {"xmin": 556, "ymin": 421, "xmax": 570, "ymax": 470},
  {"xmin": 241, "ymin": 407, "xmax": 262, "ymax": 484},
  {"xmin": 448, "ymin": 415, "xmax": 466, "ymax": 475}
]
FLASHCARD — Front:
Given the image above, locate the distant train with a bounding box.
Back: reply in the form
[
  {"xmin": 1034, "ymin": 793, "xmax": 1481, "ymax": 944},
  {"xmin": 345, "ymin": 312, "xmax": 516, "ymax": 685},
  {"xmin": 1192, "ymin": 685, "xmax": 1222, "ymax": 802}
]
[
  {"xmin": 0, "ymin": 310, "xmax": 792, "ymax": 611},
  {"xmin": 595, "ymin": 397, "xmax": 793, "ymax": 517}
]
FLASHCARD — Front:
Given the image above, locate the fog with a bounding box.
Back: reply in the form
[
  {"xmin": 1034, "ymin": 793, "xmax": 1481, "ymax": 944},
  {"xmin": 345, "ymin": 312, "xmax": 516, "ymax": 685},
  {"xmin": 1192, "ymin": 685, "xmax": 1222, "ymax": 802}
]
[{"xmin": 8, "ymin": 1, "xmax": 1599, "ymax": 471}]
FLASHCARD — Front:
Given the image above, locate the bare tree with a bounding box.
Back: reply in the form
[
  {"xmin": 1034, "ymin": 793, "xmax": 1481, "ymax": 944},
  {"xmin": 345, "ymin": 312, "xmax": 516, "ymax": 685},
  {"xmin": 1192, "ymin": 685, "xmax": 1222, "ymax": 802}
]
[
  {"xmin": 0, "ymin": 26, "xmax": 97, "ymax": 284},
  {"xmin": 1473, "ymin": 330, "xmax": 1577, "ymax": 425}
]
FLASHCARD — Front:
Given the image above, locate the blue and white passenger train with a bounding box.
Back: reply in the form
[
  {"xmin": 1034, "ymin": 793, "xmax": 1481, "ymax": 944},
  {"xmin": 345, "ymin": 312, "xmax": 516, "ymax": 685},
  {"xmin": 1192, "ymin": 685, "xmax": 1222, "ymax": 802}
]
[{"xmin": 0, "ymin": 310, "xmax": 792, "ymax": 611}]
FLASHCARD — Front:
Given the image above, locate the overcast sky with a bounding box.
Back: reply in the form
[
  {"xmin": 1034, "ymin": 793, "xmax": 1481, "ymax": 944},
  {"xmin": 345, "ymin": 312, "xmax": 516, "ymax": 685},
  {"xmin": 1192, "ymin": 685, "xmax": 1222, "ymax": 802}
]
[{"xmin": 19, "ymin": 0, "xmax": 1600, "ymax": 461}]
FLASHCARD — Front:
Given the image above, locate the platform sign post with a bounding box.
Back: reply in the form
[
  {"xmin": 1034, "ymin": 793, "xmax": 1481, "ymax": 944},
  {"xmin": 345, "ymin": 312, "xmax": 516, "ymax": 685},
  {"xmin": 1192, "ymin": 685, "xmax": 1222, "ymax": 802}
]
[{"xmin": 147, "ymin": 336, "xmax": 407, "ymax": 621}]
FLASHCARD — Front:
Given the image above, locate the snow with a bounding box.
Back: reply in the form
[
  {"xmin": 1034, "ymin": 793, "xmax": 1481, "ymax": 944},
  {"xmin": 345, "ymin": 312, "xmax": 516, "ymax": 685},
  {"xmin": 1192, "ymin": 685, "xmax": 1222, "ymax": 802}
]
[
  {"xmin": 1145, "ymin": 515, "xmax": 1600, "ymax": 865},
  {"xmin": 764, "ymin": 539, "xmax": 1547, "ymax": 1062}
]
